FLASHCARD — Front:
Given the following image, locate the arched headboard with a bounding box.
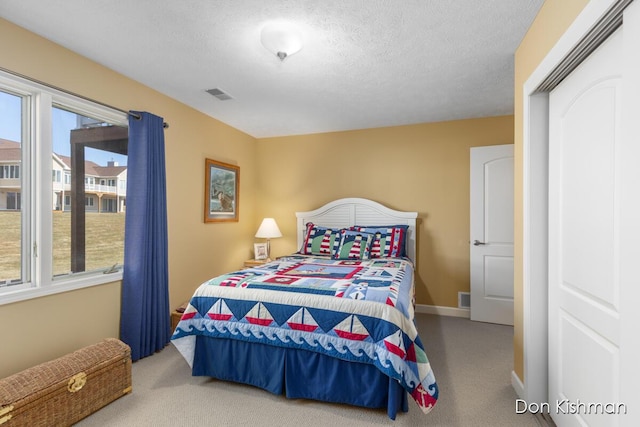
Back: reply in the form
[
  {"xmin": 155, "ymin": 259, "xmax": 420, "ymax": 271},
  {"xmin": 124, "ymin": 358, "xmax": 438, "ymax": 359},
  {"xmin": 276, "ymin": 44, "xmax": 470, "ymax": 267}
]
[{"xmin": 295, "ymin": 198, "xmax": 418, "ymax": 262}]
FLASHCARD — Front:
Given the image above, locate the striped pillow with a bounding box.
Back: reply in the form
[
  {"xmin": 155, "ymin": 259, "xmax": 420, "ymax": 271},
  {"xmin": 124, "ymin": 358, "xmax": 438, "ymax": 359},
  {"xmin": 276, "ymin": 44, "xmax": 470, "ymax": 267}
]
[
  {"xmin": 333, "ymin": 229, "xmax": 374, "ymax": 260},
  {"xmin": 352, "ymin": 225, "xmax": 409, "ymax": 258},
  {"xmin": 300, "ymin": 223, "xmax": 342, "ymax": 256}
]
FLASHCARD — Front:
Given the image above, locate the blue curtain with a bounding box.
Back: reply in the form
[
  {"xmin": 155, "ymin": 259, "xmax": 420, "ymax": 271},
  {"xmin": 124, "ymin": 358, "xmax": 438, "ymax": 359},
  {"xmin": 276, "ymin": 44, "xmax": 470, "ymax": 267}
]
[{"xmin": 120, "ymin": 111, "xmax": 170, "ymax": 361}]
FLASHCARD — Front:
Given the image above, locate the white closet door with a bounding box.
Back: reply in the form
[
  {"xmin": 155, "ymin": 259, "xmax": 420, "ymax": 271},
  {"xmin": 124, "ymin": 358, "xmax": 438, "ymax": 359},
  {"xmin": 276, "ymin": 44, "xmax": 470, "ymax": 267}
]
[{"xmin": 548, "ymin": 27, "xmax": 626, "ymax": 427}]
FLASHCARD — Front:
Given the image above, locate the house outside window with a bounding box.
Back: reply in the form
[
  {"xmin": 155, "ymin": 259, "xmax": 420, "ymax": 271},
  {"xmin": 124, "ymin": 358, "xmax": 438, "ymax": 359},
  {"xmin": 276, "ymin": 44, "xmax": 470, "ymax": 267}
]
[{"xmin": 0, "ymin": 71, "xmax": 129, "ymax": 304}]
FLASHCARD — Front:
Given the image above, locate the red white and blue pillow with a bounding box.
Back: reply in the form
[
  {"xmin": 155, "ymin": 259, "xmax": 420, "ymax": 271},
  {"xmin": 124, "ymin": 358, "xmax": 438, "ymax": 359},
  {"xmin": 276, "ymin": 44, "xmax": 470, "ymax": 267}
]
[
  {"xmin": 300, "ymin": 223, "xmax": 341, "ymax": 256},
  {"xmin": 351, "ymin": 225, "xmax": 409, "ymax": 258},
  {"xmin": 333, "ymin": 229, "xmax": 374, "ymax": 260},
  {"xmin": 301, "ymin": 223, "xmax": 409, "ymax": 260}
]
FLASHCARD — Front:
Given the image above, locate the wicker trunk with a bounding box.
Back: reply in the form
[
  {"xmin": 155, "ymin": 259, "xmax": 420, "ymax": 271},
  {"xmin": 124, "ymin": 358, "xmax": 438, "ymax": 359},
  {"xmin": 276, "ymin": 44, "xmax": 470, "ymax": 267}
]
[{"xmin": 0, "ymin": 338, "xmax": 132, "ymax": 426}]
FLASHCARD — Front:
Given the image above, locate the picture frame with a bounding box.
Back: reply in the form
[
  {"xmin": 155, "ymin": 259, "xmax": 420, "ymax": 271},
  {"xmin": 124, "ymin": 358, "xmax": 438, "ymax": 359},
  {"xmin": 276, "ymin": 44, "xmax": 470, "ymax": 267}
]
[
  {"xmin": 204, "ymin": 158, "xmax": 239, "ymax": 223},
  {"xmin": 254, "ymin": 243, "xmax": 268, "ymax": 260}
]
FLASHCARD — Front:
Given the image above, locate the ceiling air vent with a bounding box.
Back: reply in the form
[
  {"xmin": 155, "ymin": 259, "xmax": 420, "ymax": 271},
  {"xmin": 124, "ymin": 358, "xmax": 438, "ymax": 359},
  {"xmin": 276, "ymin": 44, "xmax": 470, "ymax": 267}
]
[{"xmin": 206, "ymin": 88, "xmax": 233, "ymax": 101}]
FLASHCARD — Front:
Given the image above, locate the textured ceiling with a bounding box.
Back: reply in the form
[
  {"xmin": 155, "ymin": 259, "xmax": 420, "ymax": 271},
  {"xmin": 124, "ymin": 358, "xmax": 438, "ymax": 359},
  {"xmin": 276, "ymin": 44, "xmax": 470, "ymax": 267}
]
[{"xmin": 0, "ymin": 1, "xmax": 543, "ymax": 138}]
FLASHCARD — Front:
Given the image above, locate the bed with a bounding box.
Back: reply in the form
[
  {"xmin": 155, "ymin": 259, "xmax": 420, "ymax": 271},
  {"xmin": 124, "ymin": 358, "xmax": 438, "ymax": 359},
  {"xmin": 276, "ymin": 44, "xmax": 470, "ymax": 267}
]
[{"xmin": 171, "ymin": 198, "xmax": 438, "ymax": 419}]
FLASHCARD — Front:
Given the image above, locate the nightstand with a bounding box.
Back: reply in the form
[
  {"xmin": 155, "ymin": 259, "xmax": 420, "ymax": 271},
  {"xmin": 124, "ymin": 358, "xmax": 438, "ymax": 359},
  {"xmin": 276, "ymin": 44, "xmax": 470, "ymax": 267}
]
[
  {"xmin": 244, "ymin": 259, "xmax": 268, "ymax": 268},
  {"xmin": 171, "ymin": 301, "xmax": 189, "ymax": 331}
]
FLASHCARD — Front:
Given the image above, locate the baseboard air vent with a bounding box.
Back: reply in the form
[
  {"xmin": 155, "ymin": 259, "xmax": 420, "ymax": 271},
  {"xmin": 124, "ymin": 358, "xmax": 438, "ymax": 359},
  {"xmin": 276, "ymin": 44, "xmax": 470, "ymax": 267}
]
[{"xmin": 458, "ymin": 292, "xmax": 471, "ymax": 309}]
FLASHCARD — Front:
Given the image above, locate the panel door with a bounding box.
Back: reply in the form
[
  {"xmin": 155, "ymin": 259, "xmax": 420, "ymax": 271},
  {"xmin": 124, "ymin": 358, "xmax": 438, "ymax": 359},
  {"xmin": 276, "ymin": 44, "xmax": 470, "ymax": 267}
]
[
  {"xmin": 548, "ymin": 28, "xmax": 623, "ymax": 427},
  {"xmin": 470, "ymin": 144, "xmax": 514, "ymax": 325}
]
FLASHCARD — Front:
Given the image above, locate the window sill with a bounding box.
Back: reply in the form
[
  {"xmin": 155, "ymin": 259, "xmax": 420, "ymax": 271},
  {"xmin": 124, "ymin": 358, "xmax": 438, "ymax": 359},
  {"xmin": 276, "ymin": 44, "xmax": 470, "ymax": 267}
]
[{"xmin": 0, "ymin": 271, "xmax": 124, "ymax": 306}]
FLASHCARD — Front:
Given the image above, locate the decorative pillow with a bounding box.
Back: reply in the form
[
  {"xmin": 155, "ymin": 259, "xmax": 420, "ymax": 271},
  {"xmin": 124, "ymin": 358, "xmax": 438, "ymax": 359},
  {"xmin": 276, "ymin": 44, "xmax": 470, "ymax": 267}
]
[
  {"xmin": 352, "ymin": 225, "xmax": 409, "ymax": 258},
  {"xmin": 300, "ymin": 223, "xmax": 342, "ymax": 256},
  {"xmin": 333, "ymin": 229, "xmax": 374, "ymax": 260}
]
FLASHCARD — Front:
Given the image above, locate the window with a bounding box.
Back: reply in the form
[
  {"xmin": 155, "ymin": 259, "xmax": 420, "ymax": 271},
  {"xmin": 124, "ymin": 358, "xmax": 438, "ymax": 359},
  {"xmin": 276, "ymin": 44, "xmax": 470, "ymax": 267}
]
[
  {"xmin": 0, "ymin": 165, "xmax": 20, "ymax": 178},
  {"xmin": 0, "ymin": 71, "xmax": 128, "ymax": 304},
  {"xmin": 7, "ymin": 192, "xmax": 21, "ymax": 210},
  {"xmin": 0, "ymin": 165, "xmax": 20, "ymax": 179},
  {"xmin": 0, "ymin": 89, "xmax": 23, "ymax": 287}
]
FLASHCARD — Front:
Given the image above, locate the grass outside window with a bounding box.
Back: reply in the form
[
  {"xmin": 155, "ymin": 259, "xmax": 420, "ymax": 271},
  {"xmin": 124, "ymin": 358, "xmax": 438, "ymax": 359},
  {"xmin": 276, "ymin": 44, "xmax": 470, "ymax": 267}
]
[{"xmin": 0, "ymin": 211, "xmax": 125, "ymax": 281}]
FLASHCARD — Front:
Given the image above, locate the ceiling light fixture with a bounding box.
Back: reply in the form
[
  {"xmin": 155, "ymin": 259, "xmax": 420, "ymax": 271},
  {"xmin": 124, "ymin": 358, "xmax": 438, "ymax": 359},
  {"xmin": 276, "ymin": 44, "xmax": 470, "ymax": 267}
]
[{"xmin": 260, "ymin": 22, "xmax": 303, "ymax": 61}]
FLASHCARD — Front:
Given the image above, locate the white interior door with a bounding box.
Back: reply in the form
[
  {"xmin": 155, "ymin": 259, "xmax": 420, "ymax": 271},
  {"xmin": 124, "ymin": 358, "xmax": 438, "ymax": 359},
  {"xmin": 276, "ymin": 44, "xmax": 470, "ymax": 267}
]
[
  {"xmin": 548, "ymin": 27, "xmax": 626, "ymax": 427},
  {"xmin": 470, "ymin": 144, "xmax": 514, "ymax": 325}
]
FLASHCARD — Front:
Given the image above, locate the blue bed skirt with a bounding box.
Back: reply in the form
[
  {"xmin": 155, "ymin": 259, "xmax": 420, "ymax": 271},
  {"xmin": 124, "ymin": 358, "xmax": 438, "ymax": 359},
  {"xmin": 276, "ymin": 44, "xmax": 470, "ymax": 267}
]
[{"xmin": 192, "ymin": 336, "xmax": 408, "ymax": 419}]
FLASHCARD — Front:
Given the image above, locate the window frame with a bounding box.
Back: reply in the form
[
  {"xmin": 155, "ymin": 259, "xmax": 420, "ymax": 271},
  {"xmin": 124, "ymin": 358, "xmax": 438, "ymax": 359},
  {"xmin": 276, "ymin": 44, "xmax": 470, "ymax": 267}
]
[{"xmin": 0, "ymin": 71, "xmax": 127, "ymax": 306}]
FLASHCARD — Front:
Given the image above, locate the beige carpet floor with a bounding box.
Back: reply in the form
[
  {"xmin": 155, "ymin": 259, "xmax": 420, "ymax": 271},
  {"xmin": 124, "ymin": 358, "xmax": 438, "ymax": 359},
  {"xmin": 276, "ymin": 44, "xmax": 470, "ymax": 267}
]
[{"xmin": 76, "ymin": 314, "xmax": 541, "ymax": 426}]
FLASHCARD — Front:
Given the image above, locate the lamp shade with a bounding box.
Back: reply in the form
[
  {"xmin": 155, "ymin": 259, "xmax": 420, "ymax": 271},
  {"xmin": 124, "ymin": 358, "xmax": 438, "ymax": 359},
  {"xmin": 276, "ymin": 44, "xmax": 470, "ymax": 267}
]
[{"xmin": 255, "ymin": 218, "xmax": 282, "ymax": 239}]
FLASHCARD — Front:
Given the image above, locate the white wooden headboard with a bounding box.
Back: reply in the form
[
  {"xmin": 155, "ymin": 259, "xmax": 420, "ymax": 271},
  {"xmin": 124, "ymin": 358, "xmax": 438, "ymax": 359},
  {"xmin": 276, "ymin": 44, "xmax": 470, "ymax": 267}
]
[{"xmin": 295, "ymin": 198, "xmax": 418, "ymax": 262}]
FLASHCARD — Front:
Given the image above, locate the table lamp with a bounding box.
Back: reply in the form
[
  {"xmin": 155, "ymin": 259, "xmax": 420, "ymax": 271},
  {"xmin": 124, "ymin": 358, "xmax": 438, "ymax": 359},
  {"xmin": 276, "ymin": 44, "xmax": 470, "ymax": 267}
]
[{"xmin": 255, "ymin": 218, "xmax": 282, "ymax": 260}]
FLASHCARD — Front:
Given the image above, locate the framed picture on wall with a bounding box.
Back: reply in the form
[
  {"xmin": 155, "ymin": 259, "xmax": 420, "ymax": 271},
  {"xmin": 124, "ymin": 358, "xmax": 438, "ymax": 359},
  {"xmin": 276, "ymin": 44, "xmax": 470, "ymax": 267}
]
[
  {"xmin": 204, "ymin": 158, "xmax": 239, "ymax": 223},
  {"xmin": 254, "ymin": 243, "xmax": 268, "ymax": 260}
]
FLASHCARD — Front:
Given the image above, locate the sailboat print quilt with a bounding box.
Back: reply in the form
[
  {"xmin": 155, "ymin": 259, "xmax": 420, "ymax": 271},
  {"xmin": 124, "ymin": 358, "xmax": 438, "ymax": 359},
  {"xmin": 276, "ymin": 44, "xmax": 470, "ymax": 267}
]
[{"xmin": 171, "ymin": 255, "xmax": 438, "ymax": 414}]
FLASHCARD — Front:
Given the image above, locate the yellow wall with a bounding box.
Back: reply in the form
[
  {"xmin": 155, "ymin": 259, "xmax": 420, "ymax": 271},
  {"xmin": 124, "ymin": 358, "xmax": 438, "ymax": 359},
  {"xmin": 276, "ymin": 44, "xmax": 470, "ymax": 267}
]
[
  {"xmin": 257, "ymin": 116, "xmax": 514, "ymax": 308},
  {"xmin": 513, "ymin": 0, "xmax": 588, "ymax": 382},
  {"xmin": 0, "ymin": 18, "xmax": 259, "ymax": 378}
]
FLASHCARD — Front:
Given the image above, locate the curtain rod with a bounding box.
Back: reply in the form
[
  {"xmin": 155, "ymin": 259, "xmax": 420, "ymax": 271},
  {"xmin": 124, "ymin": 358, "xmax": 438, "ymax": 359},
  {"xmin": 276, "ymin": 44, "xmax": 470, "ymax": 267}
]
[
  {"xmin": 128, "ymin": 111, "xmax": 169, "ymax": 128},
  {"xmin": 0, "ymin": 66, "xmax": 169, "ymax": 128}
]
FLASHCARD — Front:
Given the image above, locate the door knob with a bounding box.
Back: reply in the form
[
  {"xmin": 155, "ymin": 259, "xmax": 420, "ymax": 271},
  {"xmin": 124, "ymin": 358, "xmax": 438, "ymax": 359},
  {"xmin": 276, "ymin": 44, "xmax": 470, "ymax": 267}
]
[{"xmin": 473, "ymin": 240, "xmax": 487, "ymax": 246}]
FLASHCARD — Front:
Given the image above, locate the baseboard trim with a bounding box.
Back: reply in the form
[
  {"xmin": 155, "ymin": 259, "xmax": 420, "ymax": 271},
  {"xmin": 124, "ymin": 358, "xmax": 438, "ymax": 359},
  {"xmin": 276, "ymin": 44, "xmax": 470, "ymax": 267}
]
[
  {"xmin": 511, "ymin": 370, "xmax": 525, "ymax": 399},
  {"xmin": 415, "ymin": 304, "xmax": 470, "ymax": 318}
]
